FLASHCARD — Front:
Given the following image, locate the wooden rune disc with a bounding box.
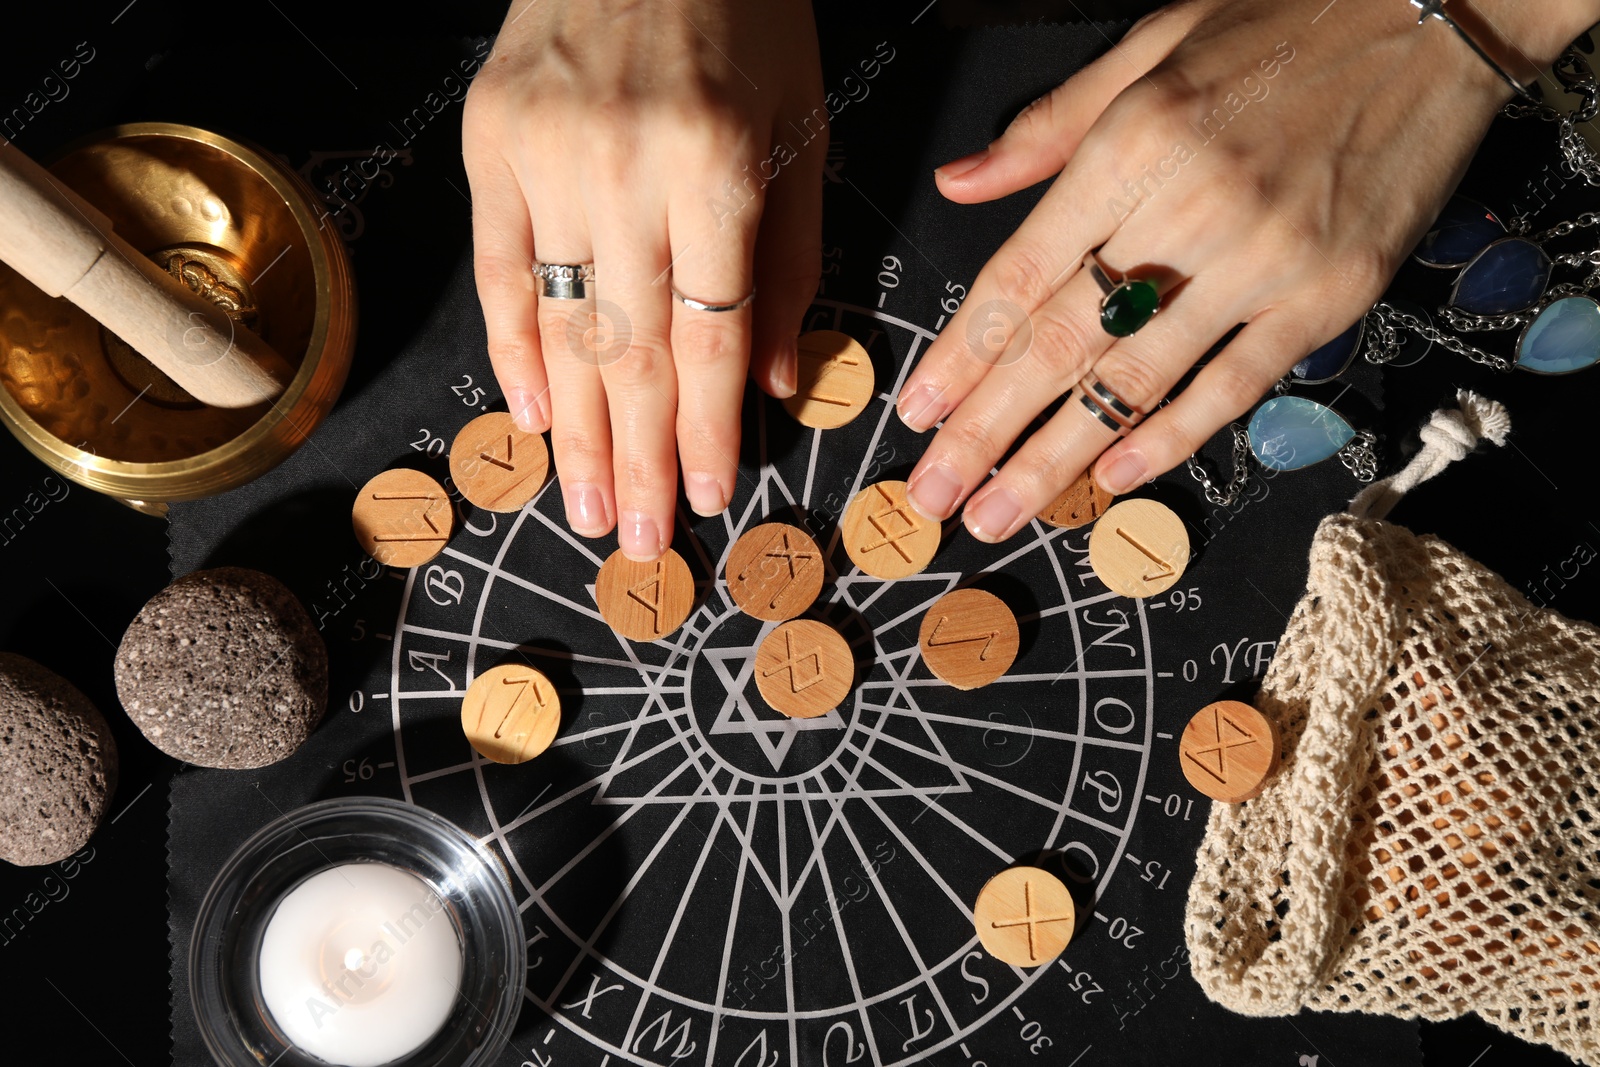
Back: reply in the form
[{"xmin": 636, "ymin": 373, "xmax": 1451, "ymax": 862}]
[
  {"xmin": 448, "ymin": 411, "xmax": 550, "ymax": 513},
  {"xmin": 1086, "ymin": 498, "xmax": 1189, "ymax": 598},
  {"xmin": 460, "ymin": 663, "xmax": 561, "ymax": 764},
  {"xmin": 726, "ymin": 522, "xmax": 825, "ymax": 622},
  {"xmin": 1179, "ymin": 700, "xmax": 1281, "ymax": 803},
  {"xmin": 782, "ymin": 330, "xmax": 876, "ymax": 430},
  {"xmin": 1037, "ymin": 470, "xmax": 1115, "ymax": 530},
  {"xmin": 918, "ymin": 589, "xmax": 1019, "ymax": 690},
  {"xmin": 841, "ymin": 480, "xmax": 941, "ymax": 580},
  {"xmin": 974, "ymin": 866, "xmax": 1076, "ymax": 967},
  {"xmin": 595, "ymin": 548, "xmax": 696, "ymax": 642},
  {"xmin": 352, "ymin": 468, "xmax": 453, "ymax": 568},
  {"xmin": 753, "ymin": 620, "xmax": 854, "ymax": 719}
]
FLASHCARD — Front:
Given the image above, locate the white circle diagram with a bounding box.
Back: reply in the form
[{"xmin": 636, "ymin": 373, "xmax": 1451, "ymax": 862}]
[{"xmin": 388, "ymin": 301, "xmax": 1157, "ymax": 1067}]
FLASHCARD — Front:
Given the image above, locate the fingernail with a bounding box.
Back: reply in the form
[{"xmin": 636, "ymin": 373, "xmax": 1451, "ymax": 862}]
[
  {"xmin": 907, "ymin": 461, "xmax": 963, "ymax": 521},
  {"xmin": 566, "ymin": 483, "xmax": 609, "ymax": 537},
  {"xmin": 509, "ymin": 388, "xmax": 544, "ymax": 433},
  {"xmin": 935, "ymin": 148, "xmax": 989, "ymax": 180},
  {"xmin": 965, "ymin": 487, "xmax": 1024, "ymax": 543},
  {"xmin": 1098, "ymin": 447, "xmax": 1148, "ymax": 494},
  {"xmin": 619, "ymin": 510, "xmax": 664, "ymax": 561},
  {"xmin": 896, "ymin": 383, "xmax": 949, "ymax": 432},
  {"xmin": 771, "ymin": 340, "xmax": 798, "ymax": 399},
  {"xmin": 685, "ymin": 471, "xmax": 728, "ymax": 517}
]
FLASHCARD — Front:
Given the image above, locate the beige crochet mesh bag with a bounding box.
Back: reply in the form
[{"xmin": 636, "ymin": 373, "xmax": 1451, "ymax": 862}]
[{"xmin": 1185, "ymin": 392, "xmax": 1600, "ymax": 1065}]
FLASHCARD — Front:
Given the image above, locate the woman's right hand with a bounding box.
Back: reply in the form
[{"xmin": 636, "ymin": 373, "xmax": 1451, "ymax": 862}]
[{"xmin": 463, "ymin": 0, "xmax": 825, "ymax": 559}]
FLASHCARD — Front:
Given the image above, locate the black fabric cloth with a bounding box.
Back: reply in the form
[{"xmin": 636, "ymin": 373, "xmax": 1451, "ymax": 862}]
[
  {"xmin": 0, "ymin": 2, "xmax": 1591, "ymax": 1066},
  {"xmin": 157, "ymin": 16, "xmax": 1437, "ymax": 1067}
]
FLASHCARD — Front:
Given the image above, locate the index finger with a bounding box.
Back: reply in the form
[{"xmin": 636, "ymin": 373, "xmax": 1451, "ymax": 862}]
[
  {"xmin": 465, "ymin": 149, "xmax": 551, "ymax": 434},
  {"xmin": 895, "ymin": 172, "xmax": 1116, "ymax": 435}
]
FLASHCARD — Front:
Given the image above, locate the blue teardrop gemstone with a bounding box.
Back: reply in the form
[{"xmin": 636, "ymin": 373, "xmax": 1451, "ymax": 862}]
[
  {"xmin": 1247, "ymin": 396, "xmax": 1356, "ymax": 472},
  {"xmin": 1449, "ymin": 238, "xmax": 1551, "ymax": 315},
  {"xmin": 1516, "ymin": 295, "xmax": 1600, "ymax": 374},
  {"xmin": 1414, "ymin": 196, "xmax": 1504, "ymax": 268},
  {"xmin": 1292, "ymin": 319, "xmax": 1363, "ymax": 384}
]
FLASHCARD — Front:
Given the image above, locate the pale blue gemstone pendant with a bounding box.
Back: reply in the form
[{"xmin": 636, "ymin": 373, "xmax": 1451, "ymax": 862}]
[
  {"xmin": 1515, "ymin": 294, "xmax": 1600, "ymax": 374},
  {"xmin": 1247, "ymin": 396, "xmax": 1356, "ymax": 472},
  {"xmin": 1449, "ymin": 237, "xmax": 1552, "ymax": 315}
]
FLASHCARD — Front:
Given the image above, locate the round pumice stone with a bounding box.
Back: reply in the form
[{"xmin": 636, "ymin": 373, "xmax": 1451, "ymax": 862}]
[
  {"xmin": 0, "ymin": 653, "xmax": 119, "ymax": 867},
  {"xmin": 116, "ymin": 567, "xmax": 328, "ymax": 769}
]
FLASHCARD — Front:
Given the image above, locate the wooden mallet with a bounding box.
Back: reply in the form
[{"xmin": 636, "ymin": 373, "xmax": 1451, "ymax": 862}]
[{"xmin": 0, "ymin": 139, "xmax": 292, "ymax": 409}]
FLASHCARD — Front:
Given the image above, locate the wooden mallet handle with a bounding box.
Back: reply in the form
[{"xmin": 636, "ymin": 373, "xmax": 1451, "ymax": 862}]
[{"xmin": 0, "ymin": 140, "xmax": 292, "ymax": 409}]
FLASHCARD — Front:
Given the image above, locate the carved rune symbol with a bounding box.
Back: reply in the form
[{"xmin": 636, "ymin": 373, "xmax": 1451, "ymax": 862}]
[
  {"xmin": 628, "ymin": 562, "xmax": 668, "ymax": 634},
  {"xmin": 862, "ymin": 484, "xmax": 922, "ymax": 562},
  {"xmin": 493, "ymin": 673, "xmax": 545, "ymax": 739},
  {"xmin": 1114, "ymin": 526, "xmax": 1175, "ymax": 581},
  {"xmin": 1049, "ymin": 486, "xmax": 1102, "ymax": 526},
  {"xmin": 799, "ymin": 347, "xmax": 863, "ymax": 407},
  {"xmin": 370, "ymin": 492, "xmax": 446, "ymax": 542},
  {"xmin": 1184, "ymin": 706, "xmax": 1260, "ymax": 784},
  {"xmin": 989, "ymin": 879, "xmax": 1074, "ymax": 963},
  {"xmin": 926, "ymin": 615, "xmax": 1000, "ymax": 660},
  {"xmin": 740, "ymin": 529, "xmax": 817, "ymax": 610},
  {"xmin": 479, "ymin": 434, "xmax": 515, "ymax": 472},
  {"xmin": 761, "ymin": 627, "xmax": 827, "ymax": 693}
]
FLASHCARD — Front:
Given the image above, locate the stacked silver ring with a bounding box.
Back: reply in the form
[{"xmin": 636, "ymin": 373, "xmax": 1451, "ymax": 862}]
[
  {"xmin": 671, "ymin": 286, "xmax": 756, "ymax": 313},
  {"xmin": 534, "ymin": 262, "xmax": 595, "ymax": 300},
  {"xmin": 1075, "ymin": 371, "xmax": 1144, "ymax": 436}
]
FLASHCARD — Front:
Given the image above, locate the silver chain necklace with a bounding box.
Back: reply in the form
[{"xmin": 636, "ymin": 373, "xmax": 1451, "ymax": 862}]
[{"xmin": 1187, "ymin": 43, "xmax": 1600, "ymax": 508}]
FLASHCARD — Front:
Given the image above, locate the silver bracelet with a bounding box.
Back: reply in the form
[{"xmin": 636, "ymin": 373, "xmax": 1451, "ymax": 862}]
[{"xmin": 1409, "ymin": 0, "xmax": 1540, "ymax": 103}]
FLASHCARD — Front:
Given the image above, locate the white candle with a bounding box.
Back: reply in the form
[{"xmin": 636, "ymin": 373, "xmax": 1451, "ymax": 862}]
[{"xmin": 257, "ymin": 862, "xmax": 464, "ymax": 1067}]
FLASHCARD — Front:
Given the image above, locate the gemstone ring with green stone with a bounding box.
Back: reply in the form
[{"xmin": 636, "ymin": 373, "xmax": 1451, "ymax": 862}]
[{"xmin": 1085, "ymin": 251, "xmax": 1161, "ymax": 338}]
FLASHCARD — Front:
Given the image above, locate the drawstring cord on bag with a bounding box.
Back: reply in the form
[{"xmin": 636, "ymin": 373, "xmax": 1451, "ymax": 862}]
[{"xmin": 1349, "ymin": 390, "xmax": 1511, "ymax": 522}]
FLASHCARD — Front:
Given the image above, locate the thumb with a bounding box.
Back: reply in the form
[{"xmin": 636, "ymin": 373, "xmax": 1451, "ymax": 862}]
[{"xmin": 935, "ymin": 6, "xmax": 1193, "ymax": 203}]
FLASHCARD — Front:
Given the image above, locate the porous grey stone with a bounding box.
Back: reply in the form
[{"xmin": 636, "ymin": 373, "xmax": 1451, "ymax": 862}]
[
  {"xmin": 0, "ymin": 653, "xmax": 118, "ymax": 867},
  {"xmin": 115, "ymin": 567, "xmax": 327, "ymax": 769}
]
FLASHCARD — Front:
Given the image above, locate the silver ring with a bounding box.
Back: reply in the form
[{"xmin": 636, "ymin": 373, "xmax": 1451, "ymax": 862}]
[
  {"xmin": 1088, "ymin": 377, "xmax": 1138, "ymax": 423},
  {"xmin": 671, "ymin": 286, "xmax": 755, "ymax": 313},
  {"xmin": 1084, "ymin": 256, "xmax": 1117, "ymax": 297},
  {"xmin": 1078, "ymin": 391, "xmax": 1128, "ymax": 434},
  {"xmin": 1075, "ymin": 371, "xmax": 1144, "ymax": 436},
  {"xmin": 534, "ymin": 262, "xmax": 595, "ymax": 301}
]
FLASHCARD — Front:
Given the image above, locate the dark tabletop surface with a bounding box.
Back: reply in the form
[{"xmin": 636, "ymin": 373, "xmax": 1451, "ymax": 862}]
[{"xmin": 0, "ymin": 2, "xmax": 1595, "ymax": 1065}]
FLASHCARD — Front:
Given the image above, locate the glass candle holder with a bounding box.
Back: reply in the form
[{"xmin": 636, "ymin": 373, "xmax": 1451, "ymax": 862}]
[{"xmin": 190, "ymin": 797, "xmax": 525, "ymax": 1067}]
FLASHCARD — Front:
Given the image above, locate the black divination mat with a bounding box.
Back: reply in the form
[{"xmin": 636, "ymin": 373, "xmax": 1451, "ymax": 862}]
[{"xmin": 3, "ymin": 3, "xmax": 1597, "ymax": 1066}]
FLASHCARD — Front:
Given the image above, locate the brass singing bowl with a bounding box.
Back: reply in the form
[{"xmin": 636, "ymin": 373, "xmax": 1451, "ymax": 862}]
[{"xmin": 0, "ymin": 123, "xmax": 356, "ymax": 511}]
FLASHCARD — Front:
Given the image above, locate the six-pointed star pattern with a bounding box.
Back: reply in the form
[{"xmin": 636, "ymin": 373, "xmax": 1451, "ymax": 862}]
[{"xmin": 388, "ymin": 303, "xmax": 1157, "ymax": 1067}]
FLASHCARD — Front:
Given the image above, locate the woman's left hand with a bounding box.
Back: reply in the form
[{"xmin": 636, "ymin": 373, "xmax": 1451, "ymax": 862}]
[{"xmin": 895, "ymin": 0, "xmax": 1540, "ymax": 541}]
